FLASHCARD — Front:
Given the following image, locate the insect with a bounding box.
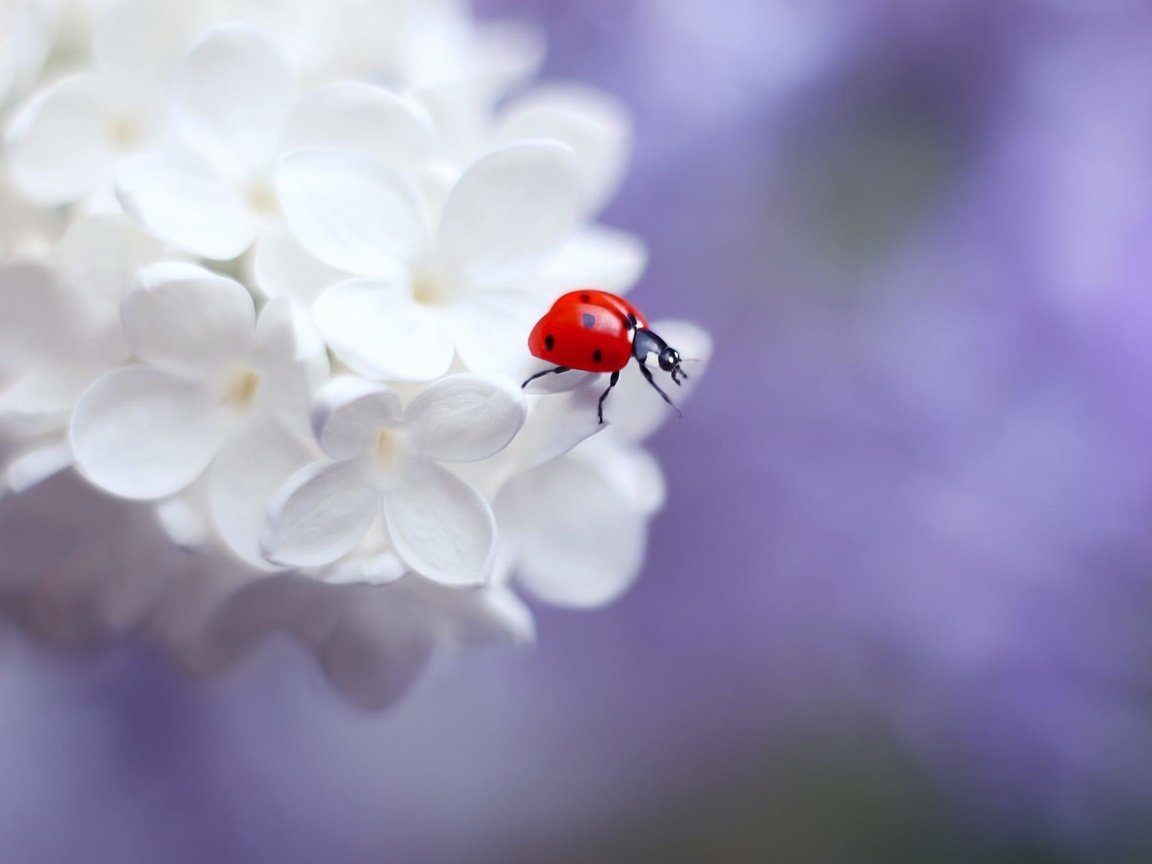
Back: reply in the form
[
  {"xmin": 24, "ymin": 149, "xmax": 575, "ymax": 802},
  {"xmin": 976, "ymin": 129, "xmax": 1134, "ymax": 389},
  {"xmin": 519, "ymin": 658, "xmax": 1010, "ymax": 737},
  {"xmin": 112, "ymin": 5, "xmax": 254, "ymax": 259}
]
[{"xmin": 523, "ymin": 289, "xmax": 687, "ymax": 424}]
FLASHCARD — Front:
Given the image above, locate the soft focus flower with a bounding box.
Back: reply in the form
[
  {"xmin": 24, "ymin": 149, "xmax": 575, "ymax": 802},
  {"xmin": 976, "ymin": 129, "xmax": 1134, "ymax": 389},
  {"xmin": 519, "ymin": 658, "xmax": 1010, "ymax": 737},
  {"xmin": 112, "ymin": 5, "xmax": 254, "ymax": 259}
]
[
  {"xmin": 114, "ymin": 24, "xmax": 300, "ymax": 259},
  {"xmin": 0, "ymin": 0, "xmax": 704, "ymax": 709},
  {"xmin": 70, "ymin": 263, "xmax": 326, "ymax": 564},
  {"xmin": 0, "ymin": 0, "xmax": 59, "ymax": 109},
  {"xmin": 0, "ymin": 217, "xmax": 161, "ymax": 491},
  {"xmin": 497, "ymin": 320, "xmax": 711, "ymax": 607},
  {"xmin": 6, "ymin": 0, "xmax": 192, "ymax": 205}
]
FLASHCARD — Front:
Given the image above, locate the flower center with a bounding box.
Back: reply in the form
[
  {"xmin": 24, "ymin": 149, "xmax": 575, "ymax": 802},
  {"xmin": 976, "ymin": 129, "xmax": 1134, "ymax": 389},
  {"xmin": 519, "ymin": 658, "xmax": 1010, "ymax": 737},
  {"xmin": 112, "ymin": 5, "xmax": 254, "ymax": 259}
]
[
  {"xmin": 373, "ymin": 428, "xmax": 402, "ymax": 472},
  {"xmin": 411, "ymin": 273, "xmax": 450, "ymax": 307},
  {"xmin": 112, "ymin": 117, "xmax": 141, "ymax": 150},
  {"xmin": 221, "ymin": 366, "xmax": 261, "ymax": 410},
  {"xmin": 245, "ymin": 179, "xmax": 280, "ymax": 218}
]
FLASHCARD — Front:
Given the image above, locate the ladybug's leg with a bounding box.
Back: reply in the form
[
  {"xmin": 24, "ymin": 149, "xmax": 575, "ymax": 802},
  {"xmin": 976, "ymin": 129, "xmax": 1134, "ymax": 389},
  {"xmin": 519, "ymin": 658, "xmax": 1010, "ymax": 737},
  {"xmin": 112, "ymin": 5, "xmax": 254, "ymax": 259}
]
[
  {"xmin": 521, "ymin": 366, "xmax": 570, "ymax": 388},
  {"xmin": 597, "ymin": 370, "xmax": 620, "ymax": 425},
  {"xmin": 637, "ymin": 359, "xmax": 683, "ymax": 418}
]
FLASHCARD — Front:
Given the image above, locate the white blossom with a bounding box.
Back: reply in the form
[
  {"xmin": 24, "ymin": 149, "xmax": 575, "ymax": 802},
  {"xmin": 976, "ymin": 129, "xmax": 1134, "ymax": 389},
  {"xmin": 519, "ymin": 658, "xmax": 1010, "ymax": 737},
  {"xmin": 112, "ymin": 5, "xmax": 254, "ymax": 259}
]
[
  {"xmin": 114, "ymin": 24, "xmax": 300, "ymax": 259},
  {"xmin": 496, "ymin": 322, "xmax": 713, "ymax": 608},
  {"xmin": 70, "ymin": 263, "xmax": 326, "ymax": 564},
  {"xmin": 6, "ymin": 0, "xmax": 193, "ymax": 205},
  {"xmin": 0, "ymin": 216, "xmax": 161, "ymax": 492},
  {"xmin": 0, "ymin": 0, "xmax": 59, "ymax": 109},
  {"xmin": 264, "ymin": 374, "xmax": 524, "ymax": 586},
  {"xmin": 276, "ymin": 141, "xmax": 586, "ymax": 381},
  {"xmin": 0, "ymin": 0, "xmax": 708, "ymax": 705}
]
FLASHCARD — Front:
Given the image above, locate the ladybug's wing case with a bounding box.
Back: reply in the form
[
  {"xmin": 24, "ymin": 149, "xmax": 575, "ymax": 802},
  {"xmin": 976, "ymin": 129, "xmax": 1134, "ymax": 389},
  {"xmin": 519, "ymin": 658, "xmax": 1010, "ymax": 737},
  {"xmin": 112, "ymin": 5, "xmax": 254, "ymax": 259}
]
[
  {"xmin": 595, "ymin": 292, "xmax": 648, "ymax": 329},
  {"xmin": 528, "ymin": 303, "xmax": 633, "ymax": 373},
  {"xmin": 551, "ymin": 289, "xmax": 649, "ymax": 330}
]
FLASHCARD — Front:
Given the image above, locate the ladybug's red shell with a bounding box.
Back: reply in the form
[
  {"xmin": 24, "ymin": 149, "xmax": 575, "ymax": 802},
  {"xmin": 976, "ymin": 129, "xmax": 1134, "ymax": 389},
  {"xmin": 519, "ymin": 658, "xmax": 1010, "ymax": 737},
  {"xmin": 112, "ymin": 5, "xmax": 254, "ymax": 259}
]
[
  {"xmin": 559, "ymin": 289, "xmax": 648, "ymax": 330},
  {"xmin": 528, "ymin": 291, "xmax": 639, "ymax": 373}
]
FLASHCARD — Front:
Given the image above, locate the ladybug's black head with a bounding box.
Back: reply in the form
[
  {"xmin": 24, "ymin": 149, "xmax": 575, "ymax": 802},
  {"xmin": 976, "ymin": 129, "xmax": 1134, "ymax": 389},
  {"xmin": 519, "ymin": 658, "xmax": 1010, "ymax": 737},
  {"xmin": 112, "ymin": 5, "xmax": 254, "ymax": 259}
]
[
  {"xmin": 658, "ymin": 346, "xmax": 688, "ymax": 385},
  {"xmin": 633, "ymin": 328, "xmax": 689, "ymax": 386}
]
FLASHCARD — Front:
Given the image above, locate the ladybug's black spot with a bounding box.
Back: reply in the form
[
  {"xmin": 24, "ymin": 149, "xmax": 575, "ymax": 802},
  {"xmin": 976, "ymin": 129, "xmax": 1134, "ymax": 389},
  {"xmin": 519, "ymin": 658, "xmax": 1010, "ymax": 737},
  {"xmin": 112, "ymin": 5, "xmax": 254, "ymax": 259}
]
[
  {"xmin": 544, "ymin": 334, "xmax": 555, "ymax": 351},
  {"xmin": 581, "ymin": 312, "xmax": 596, "ymax": 329},
  {"xmin": 580, "ymin": 293, "xmax": 591, "ymax": 302},
  {"xmin": 592, "ymin": 348, "xmax": 603, "ymax": 364}
]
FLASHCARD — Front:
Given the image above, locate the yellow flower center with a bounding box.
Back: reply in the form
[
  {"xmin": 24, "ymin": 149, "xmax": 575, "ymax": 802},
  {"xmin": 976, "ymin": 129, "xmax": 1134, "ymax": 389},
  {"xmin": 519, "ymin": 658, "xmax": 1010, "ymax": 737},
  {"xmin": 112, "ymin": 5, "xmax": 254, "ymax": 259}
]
[
  {"xmin": 246, "ymin": 179, "xmax": 280, "ymax": 218},
  {"xmin": 221, "ymin": 367, "xmax": 261, "ymax": 409}
]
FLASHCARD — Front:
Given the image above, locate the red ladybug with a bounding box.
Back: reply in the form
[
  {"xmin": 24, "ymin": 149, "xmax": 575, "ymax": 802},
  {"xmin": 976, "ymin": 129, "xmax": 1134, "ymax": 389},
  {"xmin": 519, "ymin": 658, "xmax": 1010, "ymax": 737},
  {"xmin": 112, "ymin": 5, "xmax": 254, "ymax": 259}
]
[{"xmin": 523, "ymin": 289, "xmax": 687, "ymax": 423}]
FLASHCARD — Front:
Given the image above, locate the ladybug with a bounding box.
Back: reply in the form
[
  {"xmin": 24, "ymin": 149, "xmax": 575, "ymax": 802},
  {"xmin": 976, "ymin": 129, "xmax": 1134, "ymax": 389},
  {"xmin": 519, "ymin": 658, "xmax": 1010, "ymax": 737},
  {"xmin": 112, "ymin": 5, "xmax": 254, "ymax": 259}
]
[{"xmin": 523, "ymin": 289, "xmax": 687, "ymax": 424}]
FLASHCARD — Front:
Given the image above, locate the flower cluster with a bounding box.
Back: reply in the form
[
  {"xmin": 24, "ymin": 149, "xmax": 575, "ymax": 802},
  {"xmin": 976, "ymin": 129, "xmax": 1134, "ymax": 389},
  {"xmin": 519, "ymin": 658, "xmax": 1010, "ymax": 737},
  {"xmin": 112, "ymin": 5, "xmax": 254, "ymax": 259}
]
[{"xmin": 0, "ymin": 0, "xmax": 709, "ymax": 706}]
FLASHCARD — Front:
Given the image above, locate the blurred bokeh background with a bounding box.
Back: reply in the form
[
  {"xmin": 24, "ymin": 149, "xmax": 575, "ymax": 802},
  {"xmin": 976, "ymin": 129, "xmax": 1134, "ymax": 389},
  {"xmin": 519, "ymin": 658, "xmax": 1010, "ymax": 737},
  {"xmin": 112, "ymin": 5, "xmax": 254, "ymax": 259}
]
[{"xmin": 5, "ymin": 0, "xmax": 1152, "ymax": 861}]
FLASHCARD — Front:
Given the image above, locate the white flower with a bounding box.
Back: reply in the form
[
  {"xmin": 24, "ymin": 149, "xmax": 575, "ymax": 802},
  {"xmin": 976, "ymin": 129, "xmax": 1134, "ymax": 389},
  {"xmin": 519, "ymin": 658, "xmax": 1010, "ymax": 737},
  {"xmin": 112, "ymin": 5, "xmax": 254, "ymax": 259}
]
[
  {"xmin": 255, "ymin": 79, "xmax": 646, "ymax": 310},
  {"xmin": 0, "ymin": 173, "xmax": 63, "ymax": 258},
  {"xmin": 5, "ymin": 0, "xmax": 192, "ymax": 205},
  {"xmin": 70, "ymin": 263, "xmax": 326, "ymax": 564},
  {"xmin": 496, "ymin": 321, "xmax": 713, "ymax": 607},
  {"xmin": 496, "ymin": 437, "xmax": 665, "ymax": 608},
  {"xmin": 493, "ymin": 84, "xmax": 633, "ymax": 218},
  {"xmin": 0, "ymin": 217, "xmax": 161, "ymax": 493},
  {"xmin": 276, "ymin": 141, "xmax": 585, "ymax": 380},
  {"xmin": 380, "ymin": 0, "xmax": 543, "ymax": 96},
  {"xmin": 0, "ymin": 0, "xmax": 705, "ymax": 708},
  {"xmin": 114, "ymin": 24, "xmax": 300, "ymax": 259},
  {"xmin": 0, "ymin": 0, "xmax": 59, "ymax": 109},
  {"xmin": 263, "ymin": 374, "xmax": 524, "ymax": 585}
]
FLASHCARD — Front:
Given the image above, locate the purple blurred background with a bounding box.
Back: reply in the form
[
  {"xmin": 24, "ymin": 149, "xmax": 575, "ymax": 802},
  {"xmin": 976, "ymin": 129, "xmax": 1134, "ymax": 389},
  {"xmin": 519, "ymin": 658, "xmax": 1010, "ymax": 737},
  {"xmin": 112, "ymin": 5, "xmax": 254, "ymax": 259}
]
[{"xmin": 5, "ymin": 1, "xmax": 1152, "ymax": 861}]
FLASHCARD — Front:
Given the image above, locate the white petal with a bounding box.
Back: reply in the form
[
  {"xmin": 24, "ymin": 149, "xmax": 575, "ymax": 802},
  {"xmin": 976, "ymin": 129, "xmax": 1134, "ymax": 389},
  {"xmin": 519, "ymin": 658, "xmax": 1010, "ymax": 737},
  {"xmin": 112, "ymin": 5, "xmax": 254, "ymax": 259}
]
[
  {"xmin": 448, "ymin": 289, "xmax": 548, "ymax": 379},
  {"xmin": 543, "ymin": 226, "xmax": 648, "ymax": 294},
  {"xmin": 496, "ymin": 85, "xmax": 631, "ymax": 214},
  {"xmin": 173, "ymin": 25, "xmax": 296, "ymax": 177},
  {"xmin": 585, "ymin": 436, "xmax": 667, "ymax": 515},
  {"xmin": 6, "ymin": 75, "xmax": 114, "ymax": 205},
  {"xmin": 471, "ymin": 19, "xmax": 546, "ymax": 94},
  {"xmin": 122, "ymin": 263, "xmax": 255, "ymax": 380},
  {"xmin": 154, "ymin": 494, "xmax": 209, "ymax": 549},
  {"xmin": 4, "ymin": 440, "xmax": 72, "ymax": 495},
  {"xmin": 436, "ymin": 142, "xmax": 585, "ymax": 284},
  {"xmin": 403, "ymin": 374, "xmax": 525, "ymax": 463},
  {"xmin": 312, "ymin": 376, "xmax": 403, "ymax": 460},
  {"xmin": 314, "ymin": 585, "xmax": 435, "ymax": 710},
  {"xmin": 0, "ymin": 260, "xmax": 64, "ymax": 364},
  {"xmin": 53, "ymin": 215, "xmax": 163, "ymax": 362},
  {"xmin": 250, "ymin": 227, "xmax": 341, "ymax": 306},
  {"xmin": 508, "ymin": 388, "xmax": 605, "ymax": 473},
  {"xmin": 70, "ymin": 366, "xmax": 226, "ymax": 500},
  {"xmin": 252, "ymin": 295, "xmax": 329, "ymax": 432},
  {"xmin": 605, "ymin": 319, "xmax": 713, "ymax": 438},
  {"xmin": 262, "ymin": 458, "xmax": 380, "ymax": 568},
  {"xmin": 519, "ymin": 367, "xmax": 600, "ymax": 395},
  {"xmin": 284, "ymin": 82, "xmax": 435, "ymax": 173},
  {"xmin": 93, "ymin": 0, "xmax": 194, "ymax": 98},
  {"xmin": 415, "ymin": 83, "xmax": 489, "ymax": 167},
  {"xmin": 277, "ymin": 148, "xmax": 427, "ymax": 276},
  {"xmin": 441, "ymin": 584, "xmax": 536, "ymax": 647},
  {"xmin": 383, "ymin": 460, "xmax": 495, "ymax": 587},
  {"xmin": 313, "ymin": 279, "xmax": 455, "ymax": 381},
  {"xmin": 323, "ymin": 550, "xmax": 407, "ymax": 586},
  {"xmin": 117, "ymin": 154, "xmax": 255, "ymax": 259},
  {"xmin": 0, "ymin": 364, "xmax": 98, "ymax": 424},
  {"xmin": 497, "ymin": 455, "xmax": 647, "ymax": 608},
  {"xmin": 210, "ymin": 413, "xmax": 316, "ymax": 569},
  {"xmin": 0, "ymin": 171, "xmax": 63, "ymax": 257}
]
